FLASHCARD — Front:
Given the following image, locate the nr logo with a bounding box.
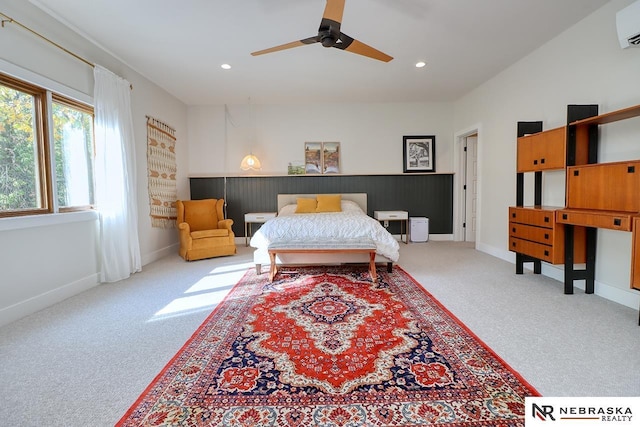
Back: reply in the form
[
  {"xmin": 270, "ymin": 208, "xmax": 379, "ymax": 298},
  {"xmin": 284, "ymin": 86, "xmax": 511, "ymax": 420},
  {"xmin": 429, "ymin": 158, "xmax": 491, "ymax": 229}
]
[{"xmin": 532, "ymin": 403, "xmax": 556, "ymax": 421}]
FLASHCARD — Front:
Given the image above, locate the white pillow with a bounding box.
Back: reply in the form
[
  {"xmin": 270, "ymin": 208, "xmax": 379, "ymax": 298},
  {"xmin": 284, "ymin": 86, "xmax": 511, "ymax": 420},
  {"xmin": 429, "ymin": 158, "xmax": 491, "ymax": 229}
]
[
  {"xmin": 278, "ymin": 204, "xmax": 297, "ymax": 216},
  {"xmin": 341, "ymin": 200, "xmax": 365, "ymax": 213}
]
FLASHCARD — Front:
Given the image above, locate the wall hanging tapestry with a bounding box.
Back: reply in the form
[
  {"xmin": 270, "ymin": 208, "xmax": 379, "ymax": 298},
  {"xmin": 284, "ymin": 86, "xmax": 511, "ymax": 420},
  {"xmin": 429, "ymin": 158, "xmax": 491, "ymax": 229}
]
[
  {"xmin": 146, "ymin": 116, "xmax": 177, "ymax": 228},
  {"xmin": 117, "ymin": 266, "xmax": 539, "ymax": 426}
]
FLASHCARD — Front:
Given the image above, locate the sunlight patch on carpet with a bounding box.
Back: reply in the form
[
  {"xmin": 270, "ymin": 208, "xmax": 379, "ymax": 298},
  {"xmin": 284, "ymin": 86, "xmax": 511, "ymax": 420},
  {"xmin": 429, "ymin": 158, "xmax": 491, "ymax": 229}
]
[{"xmin": 150, "ymin": 261, "xmax": 254, "ymax": 321}]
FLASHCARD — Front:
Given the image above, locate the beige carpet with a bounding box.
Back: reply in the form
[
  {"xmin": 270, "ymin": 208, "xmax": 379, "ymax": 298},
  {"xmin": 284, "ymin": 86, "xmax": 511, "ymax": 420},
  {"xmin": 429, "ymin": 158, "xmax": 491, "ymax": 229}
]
[{"xmin": 0, "ymin": 242, "xmax": 638, "ymax": 427}]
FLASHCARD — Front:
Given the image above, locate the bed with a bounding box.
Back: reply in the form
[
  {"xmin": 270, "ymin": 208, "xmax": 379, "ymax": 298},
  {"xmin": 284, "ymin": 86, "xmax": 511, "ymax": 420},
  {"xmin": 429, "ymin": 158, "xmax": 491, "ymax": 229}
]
[{"xmin": 249, "ymin": 193, "xmax": 400, "ymax": 276}]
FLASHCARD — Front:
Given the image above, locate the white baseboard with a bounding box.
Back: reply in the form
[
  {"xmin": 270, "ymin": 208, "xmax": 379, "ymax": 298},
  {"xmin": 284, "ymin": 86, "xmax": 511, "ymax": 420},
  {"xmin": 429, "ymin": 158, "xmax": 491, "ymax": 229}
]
[
  {"xmin": 477, "ymin": 243, "xmax": 640, "ymax": 310},
  {"xmin": 0, "ymin": 273, "xmax": 99, "ymax": 328},
  {"xmin": 541, "ymin": 263, "xmax": 640, "ymax": 310},
  {"xmin": 142, "ymin": 243, "xmax": 179, "ymax": 266},
  {"xmin": 477, "ymin": 242, "xmax": 513, "ymax": 263},
  {"xmin": 1, "ymin": 242, "xmax": 179, "ymax": 328},
  {"xmin": 424, "ymin": 234, "xmax": 453, "ymax": 242}
]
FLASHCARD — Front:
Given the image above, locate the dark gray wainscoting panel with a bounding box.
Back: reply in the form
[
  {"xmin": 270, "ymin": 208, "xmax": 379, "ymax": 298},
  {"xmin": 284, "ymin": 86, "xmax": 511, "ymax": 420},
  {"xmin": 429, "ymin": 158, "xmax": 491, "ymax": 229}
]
[{"xmin": 190, "ymin": 174, "xmax": 453, "ymax": 237}]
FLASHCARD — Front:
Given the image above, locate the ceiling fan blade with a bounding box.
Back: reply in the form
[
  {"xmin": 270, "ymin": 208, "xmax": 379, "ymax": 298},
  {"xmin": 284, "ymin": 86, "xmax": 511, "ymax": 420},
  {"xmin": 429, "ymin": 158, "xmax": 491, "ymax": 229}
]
[
  {"xmin": 334, "ymin": 33, "xmax": 393, "ymax": 62},
  {"xmin": 251, "ymin": 37, "xmax": 319, "ymax": 56},
  {"xmin": 322, "ymin": 0, "xmax": 346, "ymax": 24}
]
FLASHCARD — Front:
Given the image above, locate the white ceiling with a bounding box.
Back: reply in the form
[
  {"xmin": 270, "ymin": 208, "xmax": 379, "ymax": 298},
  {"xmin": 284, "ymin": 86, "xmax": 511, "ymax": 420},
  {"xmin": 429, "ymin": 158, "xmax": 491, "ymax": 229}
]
[{"xmin": 30, "ymin": 0, "xmax": 610, "ymax": 106}]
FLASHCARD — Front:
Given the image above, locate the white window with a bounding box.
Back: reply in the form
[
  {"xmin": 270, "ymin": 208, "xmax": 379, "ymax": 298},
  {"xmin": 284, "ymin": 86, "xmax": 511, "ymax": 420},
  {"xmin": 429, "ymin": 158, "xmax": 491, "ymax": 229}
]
[{"xmin": 0, "ymin": 73, "xmax": 95, "ymax": 217}]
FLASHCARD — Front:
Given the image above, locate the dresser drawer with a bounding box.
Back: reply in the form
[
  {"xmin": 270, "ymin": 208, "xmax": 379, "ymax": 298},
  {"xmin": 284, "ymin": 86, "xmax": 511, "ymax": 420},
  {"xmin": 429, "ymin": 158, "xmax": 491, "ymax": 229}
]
[
  {"xmin": 557, "ymin": 209, "xmax": 635, "ymax": 231},
  {"xmin": 374, "ymin": 210, "xmax": 409, "ymax": 221},
  {"xmin": 509, "ymin": 237, "xmax": 555, "ymax": 263},
  {"xmin": 509, "ymin": 223, "xmax": 554, "ymax": 244},
  {"xmin": 509, "ymin": 207, "xmax": 555, "ymax": 228}
]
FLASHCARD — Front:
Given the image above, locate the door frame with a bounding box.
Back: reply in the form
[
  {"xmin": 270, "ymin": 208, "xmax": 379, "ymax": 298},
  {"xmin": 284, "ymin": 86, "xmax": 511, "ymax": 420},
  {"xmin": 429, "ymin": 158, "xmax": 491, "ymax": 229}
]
[{"xmin": 453, "ymin": 124, "xmax": 482, "ymax": 243}]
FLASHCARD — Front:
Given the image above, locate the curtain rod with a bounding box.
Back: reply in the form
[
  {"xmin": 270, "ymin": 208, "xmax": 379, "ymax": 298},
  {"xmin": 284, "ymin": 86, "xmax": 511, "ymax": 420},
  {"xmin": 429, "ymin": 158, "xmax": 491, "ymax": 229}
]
[
  {"xmin": 1, "ymin": 12, "xmax": 94, "ymax": 68},
  {"xmin": 1, "ymin": 12, "xmax": 133, "ymax": 90}
]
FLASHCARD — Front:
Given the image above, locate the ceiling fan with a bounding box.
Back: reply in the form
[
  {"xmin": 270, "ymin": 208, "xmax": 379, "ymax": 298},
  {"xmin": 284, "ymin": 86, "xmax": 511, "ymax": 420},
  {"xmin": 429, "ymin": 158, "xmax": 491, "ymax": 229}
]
[{"xmin": 251, "ymin": 0, "xmax": 393, "ymax": 62}]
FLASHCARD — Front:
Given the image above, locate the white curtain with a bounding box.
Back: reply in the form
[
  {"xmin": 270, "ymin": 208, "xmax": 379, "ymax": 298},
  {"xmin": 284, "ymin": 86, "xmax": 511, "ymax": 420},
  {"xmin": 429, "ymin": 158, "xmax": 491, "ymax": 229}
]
[{"xmin": 93, "ymin": 65, "xmax": 142, "ymax": 282}]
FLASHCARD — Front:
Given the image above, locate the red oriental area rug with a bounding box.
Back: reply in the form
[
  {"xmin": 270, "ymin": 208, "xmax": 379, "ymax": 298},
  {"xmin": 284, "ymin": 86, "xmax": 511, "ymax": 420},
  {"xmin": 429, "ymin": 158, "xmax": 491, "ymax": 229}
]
[{"xmin": 117, "ymin": 266, "xmax": 539, "ymax": 426}]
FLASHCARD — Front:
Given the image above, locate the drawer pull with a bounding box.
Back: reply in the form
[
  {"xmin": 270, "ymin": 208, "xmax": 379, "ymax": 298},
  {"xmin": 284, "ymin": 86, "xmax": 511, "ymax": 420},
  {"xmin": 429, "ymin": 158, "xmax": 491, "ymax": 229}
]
[
  {"xmin": 629, "ymin": 166, "xmax": 635, "ymax": 173},
  {"xmin": 512, "ymin": 227, "xmax": 516, "ymax": 233},
  {"xmin": 540, "ymin": 158, "xmax": 545, "ymax": 164},
  {"xmin": 573, "ymin": 170, "xmax": 580, "ymax": 176},
  {"xmin": 544, "ymin": 233, "xmax": 549, "ymax": 239},
  {"xmin": 614, "ymin": 218, "xmax": 622, "ymax": 226},
  {"xmin": 562, "ymin": 214, "xmax": 568, "ymax": 220},
  {"xmin": 512, "ymin": 212, "xmax": 516, "ymax": 218},
  {"xmin": 512, "ymin": 242, "xmax": 516, "ymax": 247},
  {"xmin": 544, "ymin": 250, "xmax": 549, "ymax": 256},
  {"xmin": 544, "ymin": 216, "xmax": 550, "ymax": 223},
  {"xmin": 533, "ymin": 159, "xmax": 538, "ymax": 165}
]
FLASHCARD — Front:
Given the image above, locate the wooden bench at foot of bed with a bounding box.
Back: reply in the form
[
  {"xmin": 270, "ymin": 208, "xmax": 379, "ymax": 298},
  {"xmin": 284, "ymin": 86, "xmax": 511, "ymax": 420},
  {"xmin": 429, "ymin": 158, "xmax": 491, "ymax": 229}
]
[{"xmin": 267, "ymin": 239, "xmax": 385, "ymax": 282}]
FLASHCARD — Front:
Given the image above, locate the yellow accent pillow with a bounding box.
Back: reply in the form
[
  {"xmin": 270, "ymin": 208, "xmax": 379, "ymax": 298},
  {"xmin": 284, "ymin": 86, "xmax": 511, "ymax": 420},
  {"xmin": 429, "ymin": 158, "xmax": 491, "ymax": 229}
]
[
  {"xmin": 295, "ymin": 198, "xmax": 317, "ymax": 213},
  {"xmin": 316, "ymin": 194, "xmax": 342, "ymax": 212}
]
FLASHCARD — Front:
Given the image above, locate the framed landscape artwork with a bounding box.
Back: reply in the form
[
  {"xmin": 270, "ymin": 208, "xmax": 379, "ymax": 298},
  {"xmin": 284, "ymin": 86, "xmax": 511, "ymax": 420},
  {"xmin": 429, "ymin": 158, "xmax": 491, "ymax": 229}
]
[
  {"xmin": 403, "ymin": 135, "xmax": 436, "ymax": 173},
  {"xmin": 304, "ymin": 142, "xmax": 341, "ymax": 174},
  {"xmin": 322, "ymin": 142, "xmax": 340, "ymax": 174},
  {"xmin": 304, "ymin": 142, "xmax": 323, "ymax": 174}
]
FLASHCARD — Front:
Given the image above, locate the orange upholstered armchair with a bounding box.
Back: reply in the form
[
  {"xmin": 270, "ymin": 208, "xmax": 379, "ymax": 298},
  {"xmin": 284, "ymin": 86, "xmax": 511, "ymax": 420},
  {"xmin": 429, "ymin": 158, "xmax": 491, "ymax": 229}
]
[{"xmin": 176, "ymin": 199, "xmax": 237, "ymax": 261}]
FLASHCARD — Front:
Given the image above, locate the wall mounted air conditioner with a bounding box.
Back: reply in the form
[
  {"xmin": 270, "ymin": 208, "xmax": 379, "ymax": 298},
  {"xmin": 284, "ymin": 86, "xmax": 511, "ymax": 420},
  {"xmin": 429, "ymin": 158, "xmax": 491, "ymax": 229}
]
[{"xmin": 616, "ymin": 0, "xmax": 640, "ymax": 48}]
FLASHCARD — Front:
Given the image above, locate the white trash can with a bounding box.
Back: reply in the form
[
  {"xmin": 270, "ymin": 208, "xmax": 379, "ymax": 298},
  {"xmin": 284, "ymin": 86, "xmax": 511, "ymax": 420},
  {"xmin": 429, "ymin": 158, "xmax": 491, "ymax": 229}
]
[{"xmin": 410, "ymin": 217, "xmax": 429, "ymax": 242}]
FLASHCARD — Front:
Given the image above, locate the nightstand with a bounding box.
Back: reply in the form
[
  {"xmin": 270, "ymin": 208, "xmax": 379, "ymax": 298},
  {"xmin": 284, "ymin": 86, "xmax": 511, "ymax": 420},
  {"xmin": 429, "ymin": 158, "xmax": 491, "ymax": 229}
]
[
  {"xmin": 374, "ymin": 211, "xmax": 409, "ymax": 244},
  {"xmin": 244, "ymin": 212, "xmax": 277, "ymax": 246}
]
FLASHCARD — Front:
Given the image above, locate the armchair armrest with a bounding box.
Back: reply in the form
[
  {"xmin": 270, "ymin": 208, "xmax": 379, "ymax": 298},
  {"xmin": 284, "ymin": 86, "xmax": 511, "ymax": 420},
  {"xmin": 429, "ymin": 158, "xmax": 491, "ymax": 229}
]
[
  {"xmin": 177, "ymin": 222, "xmax": 192, "ymax": 250},
  {"xmin": 218, "ymin": 219, "xmax": 234, "ymax": 231}
]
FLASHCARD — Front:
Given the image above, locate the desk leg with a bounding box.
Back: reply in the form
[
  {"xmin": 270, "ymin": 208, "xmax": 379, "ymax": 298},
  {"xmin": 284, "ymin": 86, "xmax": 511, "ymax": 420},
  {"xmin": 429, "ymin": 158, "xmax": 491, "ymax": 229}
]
[
  {"xmin": 404, "ymin": 219, "xmax": 409, "ymax": 244},
  {"xmin": 245, "ymin": 222, "xmax": 248, "ymax": 246}
]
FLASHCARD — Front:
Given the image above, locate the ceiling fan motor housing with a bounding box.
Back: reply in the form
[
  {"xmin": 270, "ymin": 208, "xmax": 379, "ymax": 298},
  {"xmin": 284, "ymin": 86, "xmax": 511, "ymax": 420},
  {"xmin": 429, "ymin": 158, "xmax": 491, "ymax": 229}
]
[{"xmin": 319, "ymin": 22, "xmax": 340, "ymax": 47}]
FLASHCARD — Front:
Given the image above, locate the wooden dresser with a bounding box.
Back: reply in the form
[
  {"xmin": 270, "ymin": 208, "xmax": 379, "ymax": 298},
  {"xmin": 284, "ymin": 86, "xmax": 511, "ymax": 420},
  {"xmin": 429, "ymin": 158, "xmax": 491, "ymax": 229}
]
[{"xmin": 509, "ymin": 206, "xmax": 584, "ymax": 265}]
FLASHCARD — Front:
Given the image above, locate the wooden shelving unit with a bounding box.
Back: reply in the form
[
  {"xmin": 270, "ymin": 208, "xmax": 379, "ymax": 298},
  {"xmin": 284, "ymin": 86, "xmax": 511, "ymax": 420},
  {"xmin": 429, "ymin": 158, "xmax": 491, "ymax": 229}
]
[
  {"xmin": 511, "ymin": 103, "xmax": 640, "ymax": 324},
  {"xmin": 558, "ymin": 104, "xmax": 640, "ymax": 301},
  {"xmin": 510, "ymin": 107, "xmax": 593, "ymax": 276}
]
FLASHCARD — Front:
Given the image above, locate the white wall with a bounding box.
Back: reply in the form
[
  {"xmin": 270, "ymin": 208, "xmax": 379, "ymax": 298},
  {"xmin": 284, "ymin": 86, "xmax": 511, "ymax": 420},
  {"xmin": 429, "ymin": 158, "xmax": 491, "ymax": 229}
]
[
  {"xmin": 453, "ymin": 0, "xmax": 640, "ymax": 308},
  {"xmin": 188, "ymin": 103, "xmax": 454, "ymax": 176},
  {"xmin": 0, "ymin": 0, "xmax": 189, "ymax": 326}
]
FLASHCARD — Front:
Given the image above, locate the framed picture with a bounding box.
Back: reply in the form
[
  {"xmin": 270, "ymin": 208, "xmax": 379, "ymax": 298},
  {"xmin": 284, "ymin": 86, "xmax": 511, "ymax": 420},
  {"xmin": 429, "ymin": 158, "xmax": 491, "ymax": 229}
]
[
  {"xmin": 403, "ymin": 135, "xmax": 436, "ymax": 173},
  {"xmin": 304, "ymin": 142, "xmax": 322, "ymax": 174},
  {"xmin": 287, "ymin": 161, "xmax": 305, "ymax": 175},
  {"xmin": 322, "ymin": 142, "xmax": 340, "ymax": 174},
  {"xmin": 304, "ymin": 142, "xmax": 341, "ymax": 174}
]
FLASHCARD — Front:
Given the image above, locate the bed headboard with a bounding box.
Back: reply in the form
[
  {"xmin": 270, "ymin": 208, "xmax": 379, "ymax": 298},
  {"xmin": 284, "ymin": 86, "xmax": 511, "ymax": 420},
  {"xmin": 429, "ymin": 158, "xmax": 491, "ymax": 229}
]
[{"xmin": 277, "ymin": 193, "xmax": 367, "ymax": 213}]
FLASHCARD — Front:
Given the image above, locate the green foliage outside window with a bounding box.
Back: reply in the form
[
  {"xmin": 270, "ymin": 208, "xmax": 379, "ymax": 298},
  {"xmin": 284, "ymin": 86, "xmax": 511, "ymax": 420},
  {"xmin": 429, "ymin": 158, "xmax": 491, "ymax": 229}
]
[
  {"xmin": 0, "ymin": 84, "xmax": 40, "ymax": 211},
  {"xmin": 0, "ymin": 76, "xmax": 95, "ymax": 216}
]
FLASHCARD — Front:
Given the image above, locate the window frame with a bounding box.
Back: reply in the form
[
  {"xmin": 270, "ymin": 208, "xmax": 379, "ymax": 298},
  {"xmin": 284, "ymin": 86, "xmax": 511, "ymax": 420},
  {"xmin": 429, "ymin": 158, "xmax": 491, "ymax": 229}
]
[
  {"xmin": 0, "ymin": 72, "xmax": 95, "ymax": 218},
  {"xmin": 51, "ymin": 94, "xmax": 96, "ymax": 213}
]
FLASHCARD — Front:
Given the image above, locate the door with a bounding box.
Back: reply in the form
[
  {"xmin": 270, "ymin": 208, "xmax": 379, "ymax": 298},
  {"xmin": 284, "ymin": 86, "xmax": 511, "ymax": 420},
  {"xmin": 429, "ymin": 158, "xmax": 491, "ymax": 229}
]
[{"xmin": 463, "ymin": 135, "xmax": 478, "ymax": 242}]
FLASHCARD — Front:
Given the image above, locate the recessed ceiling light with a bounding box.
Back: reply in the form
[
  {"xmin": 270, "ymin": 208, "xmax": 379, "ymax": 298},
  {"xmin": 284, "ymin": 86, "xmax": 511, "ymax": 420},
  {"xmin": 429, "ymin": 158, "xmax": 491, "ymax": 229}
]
[
  {"xmin": 415, "ymin": 61, "xmax": 426, "ymax": 68},
  {"xmin": 221, "ymin": 64, "xmax": 231, "ymax": 70}
]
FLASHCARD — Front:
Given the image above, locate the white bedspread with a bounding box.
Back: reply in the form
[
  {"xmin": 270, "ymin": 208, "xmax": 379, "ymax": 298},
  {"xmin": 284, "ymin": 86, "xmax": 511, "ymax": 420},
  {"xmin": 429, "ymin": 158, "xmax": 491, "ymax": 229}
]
[{"xmin": 250, "ymin": 206, "xmax": 400, "ymax": 262}]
